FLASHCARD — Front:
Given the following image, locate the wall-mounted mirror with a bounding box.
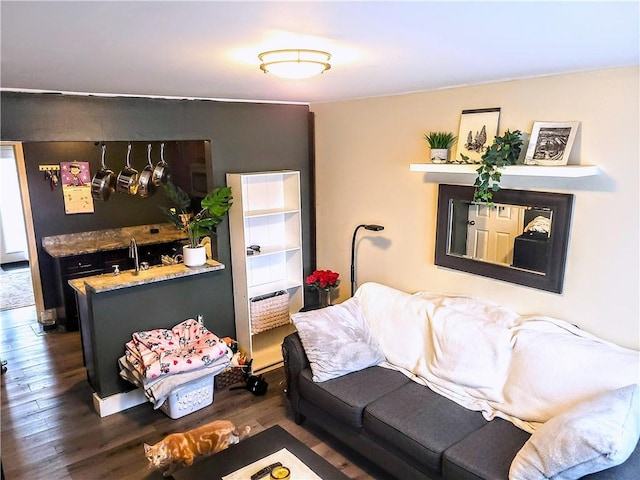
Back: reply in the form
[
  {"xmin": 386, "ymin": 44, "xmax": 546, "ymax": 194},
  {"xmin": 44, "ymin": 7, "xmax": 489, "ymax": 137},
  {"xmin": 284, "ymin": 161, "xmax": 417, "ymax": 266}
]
[{"xmin": 435, "ymin": 184, "xmax": 574, "ymax": 293}]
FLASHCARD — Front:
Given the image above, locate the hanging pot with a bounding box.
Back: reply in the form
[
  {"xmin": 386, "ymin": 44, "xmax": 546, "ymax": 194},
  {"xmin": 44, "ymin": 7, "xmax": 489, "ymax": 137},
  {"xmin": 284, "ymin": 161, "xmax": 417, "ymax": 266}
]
[
  {"xmin": 152, "ymin": 142, "xmax": 170, "ymax": 186},
  {"xmin": 116, "ymin": 144, "xmax": 139, "ymax": 195},
  {"xmin": 138, "ymin": 144, "xmax": 156, "ymax": 198},
  {"xmin": 91, "ymin": 144, "xmax": 117, "ymax": 201}
]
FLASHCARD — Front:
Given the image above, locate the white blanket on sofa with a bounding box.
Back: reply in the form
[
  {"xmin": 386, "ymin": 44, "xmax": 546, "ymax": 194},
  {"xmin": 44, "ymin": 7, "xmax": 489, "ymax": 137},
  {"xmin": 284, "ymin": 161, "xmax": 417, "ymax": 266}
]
[{"xmin": 355, "ymin": 282, "xmax": 640, "ymax": 433}]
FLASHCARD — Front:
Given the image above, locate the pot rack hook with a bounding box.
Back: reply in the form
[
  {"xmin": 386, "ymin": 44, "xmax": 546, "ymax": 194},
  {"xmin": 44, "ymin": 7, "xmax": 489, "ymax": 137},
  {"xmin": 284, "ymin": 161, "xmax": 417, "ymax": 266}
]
[
  {"xmin": 126, "ymin": 143, "xmax": 132, "ymax": 167},
  {"xmin": 101, "ymin": 144, "xmax": 107, "ymax": 168},
  {"xmin": 147, "ymin": 143, "xmax": 153, "ymax": 166},
  {"xmin": 160, "ymin": 142, "xmax": 165, "ymax": 162}
]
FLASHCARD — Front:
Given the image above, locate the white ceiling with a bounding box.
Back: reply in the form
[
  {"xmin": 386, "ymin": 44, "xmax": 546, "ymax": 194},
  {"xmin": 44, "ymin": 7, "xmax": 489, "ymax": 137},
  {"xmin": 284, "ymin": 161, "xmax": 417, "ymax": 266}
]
[{"xmin": 1, "ymin": 1, "xmax": 638, "ymax": 104}]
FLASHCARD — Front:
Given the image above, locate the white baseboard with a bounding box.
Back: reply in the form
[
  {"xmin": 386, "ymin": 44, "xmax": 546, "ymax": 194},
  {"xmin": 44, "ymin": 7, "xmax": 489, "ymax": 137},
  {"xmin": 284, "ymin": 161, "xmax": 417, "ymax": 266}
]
[{"xmin": 92, "ymin": 389, "xmax": 148, "ymax": 417}]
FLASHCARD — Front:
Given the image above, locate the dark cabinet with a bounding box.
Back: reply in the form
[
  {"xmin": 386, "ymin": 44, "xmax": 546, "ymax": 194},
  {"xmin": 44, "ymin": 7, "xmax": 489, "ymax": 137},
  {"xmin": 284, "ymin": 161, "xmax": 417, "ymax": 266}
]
[
  {"xmin": 54, "ymin": 241, "xmax": 184, "ymax": 331},
  {"xmin": 56, "ymin": 254, "xmax": 106, "ymax": 331}
]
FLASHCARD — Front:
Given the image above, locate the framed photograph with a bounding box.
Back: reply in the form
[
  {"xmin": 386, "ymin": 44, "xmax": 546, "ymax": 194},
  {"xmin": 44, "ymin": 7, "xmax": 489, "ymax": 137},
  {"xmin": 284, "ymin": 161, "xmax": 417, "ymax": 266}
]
[
  {"xmin": 455, "ymin": 107, "xmax": 501, "ymax": 163},
  {"xmin": 524, "ymin": 121, "xmax": 580, "ymax": 166}
]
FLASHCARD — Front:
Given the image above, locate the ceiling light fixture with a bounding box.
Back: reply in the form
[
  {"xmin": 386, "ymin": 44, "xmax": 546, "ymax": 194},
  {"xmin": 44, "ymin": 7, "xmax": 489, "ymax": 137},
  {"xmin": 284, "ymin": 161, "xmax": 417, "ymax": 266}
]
[{"xmin": 259, "ymin": 49, "xmax": 331, "ymax": 79}]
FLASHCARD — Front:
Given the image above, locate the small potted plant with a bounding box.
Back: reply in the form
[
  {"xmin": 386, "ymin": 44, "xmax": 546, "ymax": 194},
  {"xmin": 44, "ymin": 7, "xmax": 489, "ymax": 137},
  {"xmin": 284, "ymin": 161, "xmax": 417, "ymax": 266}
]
[
  {"xmin": 161, "ymin": 182, "xmax": 233, "ymax": 267},
  {"xmin": 472, "ymin": 130, "xmax": 524, "ymax": 204},
  {"xmin": 305, "ymin": 269, "xmax": 340, "ymax": 307},
  {"xmin": 424, "ymin": 131, "xmax": 457, "ymax": 163}
]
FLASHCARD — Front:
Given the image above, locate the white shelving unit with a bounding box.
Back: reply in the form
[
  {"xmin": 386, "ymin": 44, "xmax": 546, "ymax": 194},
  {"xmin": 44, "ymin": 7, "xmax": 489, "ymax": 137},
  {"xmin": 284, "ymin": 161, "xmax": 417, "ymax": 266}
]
[
  {"xmin": 226, "ymin": 171, "xmax": 303, "ymax": 373},
  {"xmin": 409, "ymin": 163, "xmax": 598, "ymax": 177}
]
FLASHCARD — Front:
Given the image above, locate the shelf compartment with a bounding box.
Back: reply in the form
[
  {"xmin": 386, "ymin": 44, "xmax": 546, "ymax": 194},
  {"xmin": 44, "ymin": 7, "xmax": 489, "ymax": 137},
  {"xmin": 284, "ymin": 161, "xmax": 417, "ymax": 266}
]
[
  {"xmin": 246, "ymin": 245, "xmax": 301, "ymax": 258},
  {"xmin": 244, "ymin": 212, "xmax": 301, "ymax": 252},
  {"xmin": 244, "ymin": 207, "xmax": 300, "ymax": 218},
  {"xmin": 246, "ymin": 250, "xmax": 302, "ymax": 290},
  {"xmin": 248, "ymin": 280, "xmax": 302, "ymax": 301},
  {"xmin": 251, "ymin": 323, "xmax": 297, "ymax": 372},
  {"xmin": 241, "ymin": 171, "xmax": 300, "ymax": 213}
]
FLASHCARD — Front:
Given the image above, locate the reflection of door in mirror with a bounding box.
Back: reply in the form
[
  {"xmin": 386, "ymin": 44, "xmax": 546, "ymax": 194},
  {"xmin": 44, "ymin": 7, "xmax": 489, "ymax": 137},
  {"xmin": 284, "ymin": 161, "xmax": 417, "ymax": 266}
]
[{"xmin": 466, "ymin": 204, "xmax": 524, "ymax": 265}]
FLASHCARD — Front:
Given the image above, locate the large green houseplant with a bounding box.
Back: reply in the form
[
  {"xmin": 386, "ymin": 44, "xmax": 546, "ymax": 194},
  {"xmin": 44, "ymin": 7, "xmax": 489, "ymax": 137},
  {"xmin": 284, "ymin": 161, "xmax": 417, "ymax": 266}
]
[
  {"xmin": 471, "ymin": 130, "xmax": 524, "ymax": 204},
  {"xmin": 161, "ymin": 182, "xmax": 233, "ymax": 265}
]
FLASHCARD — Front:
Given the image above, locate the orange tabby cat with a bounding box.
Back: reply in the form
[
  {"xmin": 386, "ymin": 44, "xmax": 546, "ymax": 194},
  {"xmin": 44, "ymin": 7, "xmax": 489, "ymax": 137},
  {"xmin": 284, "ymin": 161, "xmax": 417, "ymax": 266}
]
[{"xmin": 144, "ymin": 419, "xmax": 251, "ymax": 477}]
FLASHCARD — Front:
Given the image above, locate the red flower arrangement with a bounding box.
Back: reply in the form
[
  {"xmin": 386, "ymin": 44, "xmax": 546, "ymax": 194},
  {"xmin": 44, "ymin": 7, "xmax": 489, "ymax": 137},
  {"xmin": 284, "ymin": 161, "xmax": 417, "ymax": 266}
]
[{"xmin": 305, "ymin": 269, "xmax": 340, "ymax": 291}]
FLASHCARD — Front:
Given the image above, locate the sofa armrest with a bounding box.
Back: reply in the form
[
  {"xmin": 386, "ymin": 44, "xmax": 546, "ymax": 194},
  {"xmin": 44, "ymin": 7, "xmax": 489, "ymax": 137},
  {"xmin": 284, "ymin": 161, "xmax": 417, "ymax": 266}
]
[{"xmin": 281, "ymin": 332, "xmax": 310, "ymax": 423}]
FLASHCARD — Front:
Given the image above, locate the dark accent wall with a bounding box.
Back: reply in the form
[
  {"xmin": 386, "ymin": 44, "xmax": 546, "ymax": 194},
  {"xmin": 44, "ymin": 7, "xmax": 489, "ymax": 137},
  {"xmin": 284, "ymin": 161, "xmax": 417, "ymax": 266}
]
[
  {"xmin": 1, "ymin": 92, "xmax": 313, "ymax": 338},
  {"xmin": 20, "ymin": 140, "xmax": 207, "ymax": 307},
  {"xmin": 22, "ymin": 140, "xmax": 198, "ymax": 236}
]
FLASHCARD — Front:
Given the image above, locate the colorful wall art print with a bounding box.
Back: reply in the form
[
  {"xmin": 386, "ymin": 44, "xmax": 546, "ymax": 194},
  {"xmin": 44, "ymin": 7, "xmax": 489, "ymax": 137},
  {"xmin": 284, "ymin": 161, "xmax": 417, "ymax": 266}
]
[
  {"xmin": 60, "ymin": 161, "xmax": 94, "ymax": 214},
  {"xmin": 455, "ymin": 108, "xmax": 501, "ymax": 163}
]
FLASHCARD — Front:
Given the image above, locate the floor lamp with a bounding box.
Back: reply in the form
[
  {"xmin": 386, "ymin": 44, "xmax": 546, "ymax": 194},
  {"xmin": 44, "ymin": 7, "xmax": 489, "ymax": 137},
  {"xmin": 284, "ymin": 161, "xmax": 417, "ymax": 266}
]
[{"xmin": 350, "ymin": 224, "xmax": 384, "ymax": 296}]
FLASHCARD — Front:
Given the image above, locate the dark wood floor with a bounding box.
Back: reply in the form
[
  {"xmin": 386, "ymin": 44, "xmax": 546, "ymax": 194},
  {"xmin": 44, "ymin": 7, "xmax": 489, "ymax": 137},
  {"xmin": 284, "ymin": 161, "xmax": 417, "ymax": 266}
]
[{"xmin": 1, "ymin": 306, "xmax": 392, "ymax": 480}]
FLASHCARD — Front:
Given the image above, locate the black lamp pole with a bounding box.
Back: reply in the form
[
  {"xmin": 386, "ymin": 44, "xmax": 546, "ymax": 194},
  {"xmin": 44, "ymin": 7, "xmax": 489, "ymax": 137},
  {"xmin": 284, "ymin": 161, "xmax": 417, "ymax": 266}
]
[{"xmin": 350, "ymin": 224, "xmax": 385, "ymax": 296}]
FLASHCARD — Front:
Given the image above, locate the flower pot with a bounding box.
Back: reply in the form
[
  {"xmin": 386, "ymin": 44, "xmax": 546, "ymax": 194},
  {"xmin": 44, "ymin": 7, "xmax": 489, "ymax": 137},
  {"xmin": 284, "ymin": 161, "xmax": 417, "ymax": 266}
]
[
  {"xmin": 318, "ymin": 289, "xmax": 333, "ymax": 308},
  {"xmin": 183, "ymin": 245, "xmax": 207, "ymax": 267},
  {"xmin": 430, "ymin": 148, "xmax": 449, "ymax": 163}
]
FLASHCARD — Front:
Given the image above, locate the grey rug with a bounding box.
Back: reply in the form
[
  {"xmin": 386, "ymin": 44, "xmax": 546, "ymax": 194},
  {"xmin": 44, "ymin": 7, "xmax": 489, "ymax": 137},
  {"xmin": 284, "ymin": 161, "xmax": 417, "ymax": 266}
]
[{"xmin": 0, "ymin": 267, "xmax": 35, "ymax": 311}]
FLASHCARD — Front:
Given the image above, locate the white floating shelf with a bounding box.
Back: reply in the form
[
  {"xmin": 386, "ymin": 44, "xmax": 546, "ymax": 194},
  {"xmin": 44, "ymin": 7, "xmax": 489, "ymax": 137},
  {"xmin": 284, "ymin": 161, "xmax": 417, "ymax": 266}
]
[{"xmin": 409, "ymin": 163, "xmax": 598, "ymax": 178}]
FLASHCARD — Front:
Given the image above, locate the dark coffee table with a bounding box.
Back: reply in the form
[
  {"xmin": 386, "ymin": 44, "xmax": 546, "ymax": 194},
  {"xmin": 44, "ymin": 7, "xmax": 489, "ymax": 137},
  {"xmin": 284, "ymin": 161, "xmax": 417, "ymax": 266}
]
[{"xmin": 173, "ymin": 424, "xmax": 350, "ymax": 479}]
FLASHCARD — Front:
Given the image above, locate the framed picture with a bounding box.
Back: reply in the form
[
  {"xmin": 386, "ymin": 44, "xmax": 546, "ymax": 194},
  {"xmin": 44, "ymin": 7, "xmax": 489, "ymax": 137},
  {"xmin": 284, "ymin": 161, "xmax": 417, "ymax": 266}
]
[
  {"xmin": 455, "ymin": 107, "xmax": 501, "ymax": 163},
  {"xmin": 524, "ymin": 121, "xmax": 580, "ymax": 166}
]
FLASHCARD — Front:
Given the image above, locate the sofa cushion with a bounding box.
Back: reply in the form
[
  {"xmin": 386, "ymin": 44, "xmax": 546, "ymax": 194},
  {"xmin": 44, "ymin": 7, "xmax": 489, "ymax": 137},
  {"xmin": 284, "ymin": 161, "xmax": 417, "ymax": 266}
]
[
  {"xmin": 442, "ymin": 418, "xmax": 530, "ymax": 480},
  {"xmin": 364, "ymin": 381, "xmax": 487, "ymax": 473},
  {"xmin": 291, "ymin": 297, "xmax": 385, "ymax": 382},
  {"xmin": 298, "ymin": 365, "xmax": 410, "ymax": 428},
  {"xmin": 509, "ymin": 384, "xmax": 640, "ymax": 480},
  {"xmin": 501, "ymin": 319, "xmax": 640, "ymax": 429}
]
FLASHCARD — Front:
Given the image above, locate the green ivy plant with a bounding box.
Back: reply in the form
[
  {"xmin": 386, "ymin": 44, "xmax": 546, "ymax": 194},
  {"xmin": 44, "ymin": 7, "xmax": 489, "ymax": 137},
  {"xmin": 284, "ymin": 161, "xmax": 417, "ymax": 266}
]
[
  {"xmin": 423, "ymin": 131, "xmax": 457, "ymax": 149},
  {"xmin": 471, "ymin": 130, "xmax": 524, "ymax": 204},
  {"xmin": 161, "ymin": 182, "xmax": 233, "ymax": 248}
]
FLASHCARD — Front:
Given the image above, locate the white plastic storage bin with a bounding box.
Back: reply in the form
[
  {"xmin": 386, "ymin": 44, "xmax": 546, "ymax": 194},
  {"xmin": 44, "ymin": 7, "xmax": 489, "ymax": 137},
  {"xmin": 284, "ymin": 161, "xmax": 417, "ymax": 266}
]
[{"xmin": 159, "ymin": 374, "xmax": 215, "ymax": 419}]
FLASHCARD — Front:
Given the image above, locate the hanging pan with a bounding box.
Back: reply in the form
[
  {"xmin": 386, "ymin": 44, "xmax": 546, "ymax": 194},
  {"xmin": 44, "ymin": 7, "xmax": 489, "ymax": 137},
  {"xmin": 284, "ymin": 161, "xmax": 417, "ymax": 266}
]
[
  {"xmin": 152, "ymin": 142, "xmax": 170, "ymax": 186},
  {"xmin": 91, "ymin": 144, "xmax": 117, "ymax": 201},
  {"xmin": 116, "ymin": 144, "xmax": 139, "ymax": 195},
  {"xmin": 138, "ymin": 144, "xmax": 156, "ymax": 198}
]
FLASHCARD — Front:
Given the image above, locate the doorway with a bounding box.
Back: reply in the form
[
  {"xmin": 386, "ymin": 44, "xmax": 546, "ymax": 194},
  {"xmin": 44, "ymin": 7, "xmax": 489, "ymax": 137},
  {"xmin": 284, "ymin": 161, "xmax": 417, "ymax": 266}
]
[
  {"xmin": 1, "ymin": 145, "xmax": 29, "ymax": 263},
  {"xmin": 0, "ymin": 142, "xmax": 44, "ymax": 315}
]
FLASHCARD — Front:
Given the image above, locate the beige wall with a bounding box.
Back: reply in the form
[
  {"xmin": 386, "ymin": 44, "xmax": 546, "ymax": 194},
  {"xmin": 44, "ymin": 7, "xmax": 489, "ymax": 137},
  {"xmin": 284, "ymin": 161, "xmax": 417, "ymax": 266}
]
[{"xmin": 311, "ymin": 67, "xmax": 639, "ymax": 350}]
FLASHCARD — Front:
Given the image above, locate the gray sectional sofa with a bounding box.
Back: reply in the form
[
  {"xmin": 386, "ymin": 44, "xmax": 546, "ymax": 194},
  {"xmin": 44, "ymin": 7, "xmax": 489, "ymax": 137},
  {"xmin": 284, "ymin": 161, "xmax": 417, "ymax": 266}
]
[{"xmin": 282, "ymin": 282, "xmax": 640, "ymax": 480}]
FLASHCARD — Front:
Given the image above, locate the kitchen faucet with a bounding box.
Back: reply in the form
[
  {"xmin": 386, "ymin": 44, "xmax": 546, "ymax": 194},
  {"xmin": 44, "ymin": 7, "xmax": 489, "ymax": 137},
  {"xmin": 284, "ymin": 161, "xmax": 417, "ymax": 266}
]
[{"xmin": 129, "ymin": 237, "xmax": 140, "ymax": 275}]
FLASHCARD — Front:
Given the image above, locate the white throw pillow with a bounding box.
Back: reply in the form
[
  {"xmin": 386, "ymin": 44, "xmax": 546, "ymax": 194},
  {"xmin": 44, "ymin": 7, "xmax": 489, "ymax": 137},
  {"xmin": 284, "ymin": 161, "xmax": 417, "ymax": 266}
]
[
  {"xmin": 509, "ymin": 384, "xmax": 640, "ymax": 480},
  {"xmin": 291, "ymin": 297, "xmax": 385, "ymax": 382}
]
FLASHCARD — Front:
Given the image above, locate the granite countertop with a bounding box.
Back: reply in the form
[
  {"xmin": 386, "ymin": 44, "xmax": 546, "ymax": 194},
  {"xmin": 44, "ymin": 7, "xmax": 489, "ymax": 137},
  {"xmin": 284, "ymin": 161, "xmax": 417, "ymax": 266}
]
[
  {"xmin": 42, "ymin": 223, "xmax": 188, "ymax": 258},
  {"xmin": 68, "ymin": 260, "xmax": 225, "ymax": 295}
]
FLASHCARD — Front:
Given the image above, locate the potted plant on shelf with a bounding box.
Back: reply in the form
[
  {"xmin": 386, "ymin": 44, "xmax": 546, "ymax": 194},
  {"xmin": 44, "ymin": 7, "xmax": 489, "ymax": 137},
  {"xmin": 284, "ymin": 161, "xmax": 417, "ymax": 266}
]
[
  {"xmin": 423, "ymin": 131, "xmax": 457, "ymax": 163},
  {"xmin": 471, "ymin": 129, "xmax": 524, "ymax": 205},
  {"xmin": 161, "ymin": 182, "xmax": 233, "ymax": 267},
  {"xmin": 305, "ymin": 269, "xmax": 340, "ymax": 308}
]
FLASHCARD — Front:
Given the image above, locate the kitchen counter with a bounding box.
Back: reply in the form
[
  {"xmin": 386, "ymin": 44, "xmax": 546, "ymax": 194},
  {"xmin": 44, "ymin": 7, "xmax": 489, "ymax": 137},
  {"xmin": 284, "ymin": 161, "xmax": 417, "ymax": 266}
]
[
  {"xmin": 42, "ymin": 223, "xmax": 188, "ymax": 258},
  {"xmin": 68, "ymin": 260, "xmax": 224, "ymax": 295},
  {"xmin": 69, "ymin": 257, "xmax": 228, "ymax": 403}
]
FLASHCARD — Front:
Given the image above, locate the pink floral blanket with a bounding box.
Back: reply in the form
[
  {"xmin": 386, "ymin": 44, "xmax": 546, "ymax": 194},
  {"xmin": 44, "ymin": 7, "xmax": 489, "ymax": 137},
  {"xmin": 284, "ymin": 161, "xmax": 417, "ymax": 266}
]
[{"xmin": 125, "ymin": 318, "xmax": 228, "ymax": 380}]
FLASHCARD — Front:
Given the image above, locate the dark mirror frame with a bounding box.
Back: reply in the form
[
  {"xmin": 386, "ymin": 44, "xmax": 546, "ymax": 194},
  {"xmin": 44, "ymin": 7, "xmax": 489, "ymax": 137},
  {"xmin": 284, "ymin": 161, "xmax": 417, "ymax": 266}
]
[{"xmin": 435, "ymin": 184, "xmax": 574, "ymax": 293}]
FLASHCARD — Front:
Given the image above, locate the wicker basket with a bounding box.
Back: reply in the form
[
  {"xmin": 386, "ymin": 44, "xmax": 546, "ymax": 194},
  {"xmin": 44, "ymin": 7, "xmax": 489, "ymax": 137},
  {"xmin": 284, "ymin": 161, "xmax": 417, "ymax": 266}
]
[
  {"xmin": 214, "ymin": 367, "xmax": 246, "ymax": 390},
  {"xmin": 250, "ymin": 290, "xmax": 290, "ymax": 334}
]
